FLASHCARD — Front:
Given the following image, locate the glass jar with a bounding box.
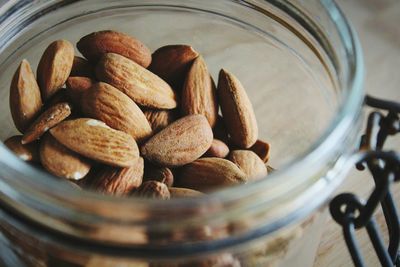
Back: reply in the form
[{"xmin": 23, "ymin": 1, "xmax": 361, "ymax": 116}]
[{"xmin": 0, "ymin": 0, "xmax": 364, "ymax": 266}]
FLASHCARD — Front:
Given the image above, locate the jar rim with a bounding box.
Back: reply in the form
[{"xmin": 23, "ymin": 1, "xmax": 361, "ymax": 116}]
[{"xmin": 0, "ymin": 0, "xmax": 364, "ymax": 247}]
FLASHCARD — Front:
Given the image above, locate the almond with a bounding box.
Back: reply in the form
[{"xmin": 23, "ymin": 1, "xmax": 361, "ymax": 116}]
[
  {"xmin": 22, "ymin": 102, "xmax": 72, "ymax": 144},
  {"xmin": 50, "ymin": 118, "xmax": 139, "ymax": 167},
  {"xmin": 70, "ymin": 56, "xmax": 95, "ymax": 78},
  {"xmin": 89, "ymin": 157, "xmax": 144, "ymax": 196},
  {"xmin": 40, "ymin": 134, "xmax": 91, "ymax": 180},
  {"xmin": 143, "ymin": 109, "xmax": 178, "ymax": 134},
  {"xmin": 169, "ymin": 187, "xmax": 204, "ymax": 198},
  {"xmin": 177, "ymin": 158, "xmax": 247, "ymax": 192},
  {"xmin": 249, "ymin": 139, "xmax": 271, "ymax": 162},
  {"xmin": 4, "ymin": 135, "xmax": 40, "ymax": 162},
  {"xmin": 141, "ymin": 115, "xmax": 213, "ymax": 167},
  {"xmin": 228, "ymin": 150, "xmax": 267, "ymax": 180},
  {"xmin": 37, "ymin": 40, "xmax": 74, "ymax": 100},
  {"xmin": 218, "ymin": 69, "xmax": 258, "ymax": 148},
  {"xmin": 81, "ymin": 82, "xmax": 152, "ymax": 143},
  {"xmin": 96, "ymin": 53, "xmax": 177, "ymax": 109},
  {"xmin": 143, "ymin": 162, "xmax": 174, "ymax": 187},
  {"xmin": 149, "ymin": 45, "xmax": 199, "ymax": 91},
  {"xmin": 133, "ymin": 181, "xmax": 170, "ymax": 199},
  {"xmin": 77, "ymin": 30, "xmax": 151, "ymax": 67},
  {"xmin": 66, "ymin": 76, "xmax": 95, "ymax": 106},
  {"xmin": 204, "ymin": 139, "xmax": 229, "ymax": 158},
  {"xmin": 181, "ymin": 56, "xmax": 218, "ymax": 127},
  {"xmin": 9, "ymin": 59, "xmax": 43, "ymax": 132}
]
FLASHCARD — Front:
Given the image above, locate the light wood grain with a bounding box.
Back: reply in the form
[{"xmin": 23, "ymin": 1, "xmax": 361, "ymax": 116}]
[{"xmin": 313, "ymin": 1, "xmax": 400, "ymax": 266}]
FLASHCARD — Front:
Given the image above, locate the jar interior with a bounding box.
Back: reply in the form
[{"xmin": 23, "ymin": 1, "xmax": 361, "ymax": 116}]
[{"xmin": 0, "ymin": 0, "xmax": 339, "ymax": 168}]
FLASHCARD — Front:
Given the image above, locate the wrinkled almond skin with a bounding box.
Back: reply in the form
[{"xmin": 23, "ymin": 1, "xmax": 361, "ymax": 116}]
[
  {"xmin": 40, "ymin": 134, "xmax": 91, "ymax": 180},
  {"xmin": 144, "ymin": 161, "xmax": 174, "ymax": 187},
  {"xmin": 177, "ymin": 158, "xmax": 247, "ymax": 192},
  {"xmin": 218, "ymin": 69, "xmax": 258, "ymax": 148},
  {"xmin": 133, "ymin": 181, "xmax": 170, "ymax": 199},
  {"xmin": 9, "ymin": 59, "xmax": 43, "ymax": 133},
  {"xmin": 204, "ymin": 139, "xmax": 229, "ymax": 158},
  {"xmin": 169, "ymin": 187, "xmax": 204, "ymax": 198},
  {"xmin": 70, "ymin": 56, "xmax": 95, "ymax": 78},
  {"xmin": 50, "ymin": 118, "xmax": 139, "ymax": 167},
  {"xmin": 181, "ymin": 56, "xmax": 218, "ymax": 127},
  {"xmin": 149, "ymin": 45, "xmax": 199, "ymax": 91},
  {"xmin": 37, "ymin": 40, "xmax": 74, "ymax": 100},
  {"xmin": 66, "ymin": 76, "xmax": 95, "ymax": 106},
  {"xmin": 143, "ymin": 109, "xmax": 178, "ymax": 134},
  {"xmin": 228, "ymin": 150, "xmax": 267, "ymax": 180},
  {"xmin": 141, "ymin": 115, "xmax": 213, "ymax": 167},
  {"xmin": 4, "ymin": 135, "xmax": 40, "ymax": 162},
  {"xmin": 249, "ymin": 139, "xmax": 271, "ymax": 162},
  {"xmin": 77, "ymin": 30, "xmax": 151, "ymax": 67},
  {"xmin": 22, "ymin": 102, "xmax": 72, "ymax": 144},
  {"xmin": 90, "ymin": 157, "xmax": 144, "ymax": 196},
  {"xmin": 81, "ymin": 82, "xmax": 152, "ymax": 143},
  {"xmin": 96, "ymin": 53, "xmax": 177, "ymax": 109}
]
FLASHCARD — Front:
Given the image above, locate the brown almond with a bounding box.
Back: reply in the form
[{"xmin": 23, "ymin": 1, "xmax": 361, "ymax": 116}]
[
  {"xmin": 218, "ymin": 69, "xmax": 258, "ymax": 148},
  {"xmin": 22, "ymin": 102, "xmax": 72, "ymax": 144},
  {"xmin": 149, "ymin": 45, "xmax": 199, "ymax": 90},
  {"xmin": 66, "ymin": 76, "xmax": 95, "ymax": 106},
  {"xmin": 249, "ymin": 139, "xmax": 271, "ymax": 162},
  {"xmin": 50, "ymin": 118, "xmax": 139, "ymax": 167},
  {"xmin": 143, "ymin": 109, "xmax": 178, "ymax": 134},
  {"xmin": 40, "ymin": 134, "xmax": 91, "ymax": 180},
  {"xmin": 81, "ymin": 82, "xmax": 152, "ymax": 143},
  {"xmin": 141, "ymin": 115, "xmax": 213, "ymax": 167},
  {"xmin": 181, "ymin": 56, "xmax": 218, "ymax": 127},
  {"xmin": 133, "ymin": 181, "xmax": 170, "ymax": 199},
  {"xmin": 204, "ymin": 139, "xmax": 229, "ymax": 158},
  {"xmin": 169, "ymin": 187, "xmax": 204, "ymax": 198},
  {"xmin": 37, "ymin": 40, "xmax": 74, "ymax": 100},
  {"xmin": 70, "ymin": 56, "xmax": 95, "ymax": 77},
  {"xmin": 96, "ymin": 53, "xmax": 177, "ymax": 109},
  {"xmin": 9, "ymin": 59, "xmax": 43, "ymax": 133},
  {"xmin": 228, "ymin": 150, "xmax": 267, "ymax": 180},
  {"xmin": 177, "ymin": 158, "xmax": 247, "ymax": 192},
  {"xmin": 77, "ymin": 30, "xmax": 151, "ymax": 67},
  {"xmin": 143, "ymin": 162, "xmax": 174, "ymax": 187},
  {"xmin": 4, "ymin": 135, "xmax": 40, "ymax": 162},
  {"xmin": 90, "ymin": 157, "xmax": 144, "ymax": 196}
]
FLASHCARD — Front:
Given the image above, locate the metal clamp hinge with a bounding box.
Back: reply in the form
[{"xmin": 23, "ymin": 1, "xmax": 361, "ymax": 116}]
[{"xmin": 329, "ymin": 95, "xmax": 400, "ymax": 267}]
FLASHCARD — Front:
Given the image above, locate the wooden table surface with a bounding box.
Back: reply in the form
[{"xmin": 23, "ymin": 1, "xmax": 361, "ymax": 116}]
[{"xmin": 313, "ymin": 1, "xmax": 400, "ymax": 266}]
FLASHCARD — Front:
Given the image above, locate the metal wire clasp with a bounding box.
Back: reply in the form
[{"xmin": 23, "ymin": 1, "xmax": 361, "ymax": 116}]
[{"xmin": 329, "ymin": 95, "xmax": 400, "ymax": 267}]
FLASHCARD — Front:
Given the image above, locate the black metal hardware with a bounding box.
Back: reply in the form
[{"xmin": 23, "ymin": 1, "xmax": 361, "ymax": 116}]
[{"xmin": 329, "ymin": 95, "xmax": 400, "ymax": 267}]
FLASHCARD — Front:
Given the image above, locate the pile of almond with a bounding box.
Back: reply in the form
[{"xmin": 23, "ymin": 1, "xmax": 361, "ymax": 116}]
[{"xmin": 4, "ymin": 30, "xmax": 271, "ymax": 199}]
